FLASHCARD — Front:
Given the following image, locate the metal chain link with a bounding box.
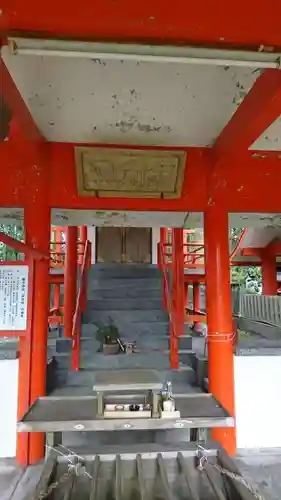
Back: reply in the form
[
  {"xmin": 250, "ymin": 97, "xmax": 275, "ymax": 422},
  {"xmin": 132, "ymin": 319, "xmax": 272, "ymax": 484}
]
[
  {"xmin": 32, "ymin": 468, "xmax": 74, "ymax": 500},
  {"xmin": 212, "ymin": 463, "xmax": 266, "ymax": 500},
  {"xmin": 31, "ymin": 454, "xmax": 92, "ymax": 500},
  {"xmin": 196, "ymin": 445, "xmax": 266, "ymax": 500}
]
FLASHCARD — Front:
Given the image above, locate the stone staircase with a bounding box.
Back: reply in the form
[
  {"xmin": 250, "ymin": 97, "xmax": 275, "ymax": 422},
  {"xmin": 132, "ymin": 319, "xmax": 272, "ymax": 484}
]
[
  {"xmin": 48, "ymin": 264, "xmax": 211, "ymax": 449},
  {"xmin": 52, "ymin": 264, "xmax": 198, "ymax": 390}
]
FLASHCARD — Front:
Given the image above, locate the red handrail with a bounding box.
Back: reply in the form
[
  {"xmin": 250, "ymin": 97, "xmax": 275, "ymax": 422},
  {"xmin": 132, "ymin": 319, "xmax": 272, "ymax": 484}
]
[
  {"xmin": 50, "ymin": 241, "xmax": 85, "ymax": 268},
  {"xmin": 71, "ymin": 240, "xmax": 91, "ymax": 371},
  {"xmin": 162, "ymin": 241, "xmax": 205, "ymax": 267},
  {"xmin": 159, "ymin": 241, "xmax": 172, "ymax": 316},
  {"xmin": 159, "ymin": 240, "xmax": 182, "ymax": 368},
  {"xmin": 230, "ymin": 228, "xmax": 248, "ymax": 262}
]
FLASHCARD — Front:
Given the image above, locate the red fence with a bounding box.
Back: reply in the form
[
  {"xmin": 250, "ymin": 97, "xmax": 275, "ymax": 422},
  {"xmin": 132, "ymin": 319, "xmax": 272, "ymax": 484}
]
[
  {"xmin": 71, "ymin": 240, "xmax": 91, "ymax": 371},
  {"xmin": 158, "ymin": 231, "xmax": 207, "ymax": 368}
]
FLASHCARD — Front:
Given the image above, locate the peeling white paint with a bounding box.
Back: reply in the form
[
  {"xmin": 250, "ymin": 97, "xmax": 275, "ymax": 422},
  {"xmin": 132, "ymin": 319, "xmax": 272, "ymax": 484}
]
[
  {"xmin": 1, "ymin": 208, "xmax": 281, "ymax": 233},
  {"xmin": 2, "ymin": 48, "xmax": 260, "ymax": 147}
]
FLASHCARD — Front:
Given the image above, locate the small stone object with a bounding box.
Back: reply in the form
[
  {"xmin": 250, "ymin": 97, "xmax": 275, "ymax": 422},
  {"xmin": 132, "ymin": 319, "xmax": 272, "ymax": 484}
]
[{"xmin": 125, "ymin": 341, "xmax": 136, "ymax": 354}]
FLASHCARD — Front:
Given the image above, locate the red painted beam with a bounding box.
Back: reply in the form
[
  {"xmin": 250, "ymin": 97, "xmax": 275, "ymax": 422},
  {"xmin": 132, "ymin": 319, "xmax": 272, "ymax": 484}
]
[
  {"xmin": 231, "ymin": 261, "xmax": 262, "ymax": 266},
  {"xmin": 185, "ymin": 314, "xmax": 207, "ymax": 323},
  {"xmin": 0, "ymin": 330, "xmax": 25, "ymax": 337},
  {"xmin": 48, "ymin": 144, "xmax": 281, "ymax": 213},
  {"xmin": 241, "ymin": 248, "xmax": 262, "ymax": 257},
  {"xmin": 2, "ymin": 142, "xmax": 281, "ymax": 212},
  {"xmin": 213, "ymin": 70, "xmax": 281, "ymax": 164},
  {"xmin": 239, "ymin": 242, "xmax": 281, "ymax": 257},
  {"xmin": 48, "ymin": 273, "xmax": 64, "ymax": 283},
  {"xmin": 0, "ymin": 231, "xmax": 49, "ymax": 260},
  {"xmin": 48, "ymin": 315, "xmax": 63, "ymax": 325},
  {"xmin": 184, "ymin": 274, "xmax": 206, "ymax": 283},
  {"xmin": 6, "ymin": 1, "xmax": 281, "ymax": 50},
  {"xmin": 50, "ymin": 143, "xmax": 207, "ymax": 211}
]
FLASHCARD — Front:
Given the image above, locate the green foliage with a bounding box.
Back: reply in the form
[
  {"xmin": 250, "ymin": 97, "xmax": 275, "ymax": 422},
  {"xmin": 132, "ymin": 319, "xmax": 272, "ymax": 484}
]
[
  {"xmin": 0, "ymin": 224, "xmax": 24, "ymax": 262},
  {"xmin": 229, "ymin": 228, "xmax": 261, "ymax": 292},
  {"xmin": 231, "ymin": 265, "xmax": 261, "ymax": 289},
  {"xmin": 95, "ymin": 317, "xmax": 120, "ymax": 345},
  {"xmin": 229, "ymin": 227, "xmax": 244, "ymax": 253}
]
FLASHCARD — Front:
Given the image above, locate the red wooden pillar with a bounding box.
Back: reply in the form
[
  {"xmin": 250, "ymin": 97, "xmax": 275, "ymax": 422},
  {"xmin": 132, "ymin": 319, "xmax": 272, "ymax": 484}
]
[
  {"xmin": 204, "ymin": 207, "xmax": 236, "ymax": 456},
  {"xmin": 170, "ymin": 228, "xmax": 184, "ymax": 368},
  {"xmin": 64, "ymin": 227, "xmax": 78, "ymax": 338},
  {"xmin": 25, "ymin": 203, "xmax": 51, "ymax": 464},
  {"xmin": 79, "ymin": 226, "xmax": 87, "ymax": 266},
  {"xmin": 261, "ymin": 252, "xmax": 276, "ymax": 295}
]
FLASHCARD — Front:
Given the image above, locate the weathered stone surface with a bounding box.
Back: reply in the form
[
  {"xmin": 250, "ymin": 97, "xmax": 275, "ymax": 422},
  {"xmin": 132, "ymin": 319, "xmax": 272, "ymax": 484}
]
[{"xmin": 75, "ymin": 147, "xmax": 186, "ymax": 198}]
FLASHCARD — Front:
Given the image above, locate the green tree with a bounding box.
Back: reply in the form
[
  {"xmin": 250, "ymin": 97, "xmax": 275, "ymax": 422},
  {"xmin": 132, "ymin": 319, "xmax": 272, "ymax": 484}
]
[
  {"xmin": 229, "ymin": 228, "xmax": 261, "ymax": 290},
  {"xmin": 0, "ymin": 224, "xmax": 24, "ymax": 261}
]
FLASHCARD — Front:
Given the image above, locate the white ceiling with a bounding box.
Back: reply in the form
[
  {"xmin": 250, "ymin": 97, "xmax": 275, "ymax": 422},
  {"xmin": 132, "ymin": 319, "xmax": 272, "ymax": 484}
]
[
  {"xmin": 240, "ymin": 227, "xmax": 281, "ymax": 249},
  {"xmin": 3, "ymin": 47, "xmax": 266, "ymax": 147},
  {"xmin": 251, "ymin": 117, "xmax": 281, "ymax": 150},
  {"xmin": 2, "ymin": 208, "xmax": 281, "ymax": 230},
  {"xmin": 52, "ymin": 210, "xmax": 189, "ymax": 227}
]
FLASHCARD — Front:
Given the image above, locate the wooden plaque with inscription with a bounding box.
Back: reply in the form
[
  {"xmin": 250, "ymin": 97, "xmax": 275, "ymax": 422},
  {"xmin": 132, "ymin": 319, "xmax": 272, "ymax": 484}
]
[{"xmin": 75, "ymin": 147, "xmax": 186, "ymax": 198}]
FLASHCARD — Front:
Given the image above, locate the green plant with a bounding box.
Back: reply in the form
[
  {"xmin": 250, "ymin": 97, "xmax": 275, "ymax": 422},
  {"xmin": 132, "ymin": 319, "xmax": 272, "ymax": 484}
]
[
  {"xmin": 95, "ymin": 317, "xmax": 120, "ymax": 345},
  {"xmin": 0, "ymin": 223, "xmax": 24, "ymax": 261}
]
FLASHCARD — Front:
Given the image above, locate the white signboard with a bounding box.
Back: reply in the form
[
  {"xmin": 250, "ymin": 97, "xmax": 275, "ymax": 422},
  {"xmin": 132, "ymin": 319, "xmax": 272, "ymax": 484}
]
[{"xmin": 0, "ymin": 266, "xmax": 28, "ymax": 331}]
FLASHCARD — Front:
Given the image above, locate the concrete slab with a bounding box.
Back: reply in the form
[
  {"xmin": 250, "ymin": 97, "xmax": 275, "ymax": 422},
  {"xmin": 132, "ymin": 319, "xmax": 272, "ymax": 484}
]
[
  {"xmin": 235, "ymin": 449, "xmax": 281, "ymax": 500},
  {"xmin": 11, "ymin": 463, "xmax": 44, "ymax": 500},
  {"xmin": 93, "ymin": 368, "xmax": 162, "ymax": 392},
  {"xmin": 0, "ymin": 459, "xmax": 23, "ymax": 500}
]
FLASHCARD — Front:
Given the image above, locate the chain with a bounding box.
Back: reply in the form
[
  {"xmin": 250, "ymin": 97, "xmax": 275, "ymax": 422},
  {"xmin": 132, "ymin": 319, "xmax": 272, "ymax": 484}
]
[
  {"xmin": 31, "ymin": 450, "xmax": 92, "ymax": 500},
  {"xmin": 212, "ymin": 463, "xmax": 266, "ymax": 500},
  {"xmin": 196, "ymin": 445, "xmax": 266, "ymax": 500},
  {"xmin": 32, "ymin": 468, "xmax": 74, "ymax": 500}
]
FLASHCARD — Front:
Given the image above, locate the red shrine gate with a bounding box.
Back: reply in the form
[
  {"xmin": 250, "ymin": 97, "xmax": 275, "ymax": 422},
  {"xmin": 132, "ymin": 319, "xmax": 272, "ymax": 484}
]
[{"xmin": 1, "ymin": 0, "xmax": 281, "ymax": 466}]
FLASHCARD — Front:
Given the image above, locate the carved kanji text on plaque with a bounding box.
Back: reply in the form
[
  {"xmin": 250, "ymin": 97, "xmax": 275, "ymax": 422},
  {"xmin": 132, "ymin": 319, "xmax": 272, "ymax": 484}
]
[{"xmin": 75, "ymin": 147, "xmax": 186, "ymax": 198}]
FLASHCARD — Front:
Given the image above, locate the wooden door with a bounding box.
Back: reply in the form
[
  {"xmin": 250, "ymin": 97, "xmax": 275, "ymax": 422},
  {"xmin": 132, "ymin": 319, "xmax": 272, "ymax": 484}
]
[
  {"xmin": 124, "ymin": 228, "xmax": 151, "ymax": 263},
  {"xmin": 96, "ymin": 227, "xmax": 122, "ymax": 262},
  {"xmin": 96, "ymin": 227, "xmax": 152, "ymax": 263}
]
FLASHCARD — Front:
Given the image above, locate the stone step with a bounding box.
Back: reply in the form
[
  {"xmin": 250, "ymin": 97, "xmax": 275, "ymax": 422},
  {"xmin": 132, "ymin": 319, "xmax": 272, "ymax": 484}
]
[
  {"xmin": 86, "ymin": 298, "xmax": 163, "ymax": 311},
  {"xmin": 80, "ymin": 352, "xmax": 170, "ymax": 370},
  {"xmin": 80, "ymin": 350, "xmax": 194, "ymax": 370},
  {"xmin": 80, "ymin": 323, "xmax": 192, "ymax": 338},
  {"xmin": 203, "ymin": 377, "xmax": 209, "ymax": 391},
  {"xmin": 55, "ymin": 334, "xmax": 193, "ymax": 355},
  {"xmin": 67, "ymin": 366, "xmax": 196, "ymax": 387},
  {"xmin": 88, "ymin": 287, "xmax": 162, "ymax": 300},
  {"xmin": 88, "ymin": 278, "xmax": 162, "ymax": 290},
  {"xmin": 89, "ymin": 264, "xmax": 161, "ymax": 280},
  {"xmin": 56, "ymin": 337, "xmax": 100, "ymax": 354},
  {"xmin": 82, "ymin": 309, "xmax": 168, "ymax": 324},
  {"xmin": 54, "ymin": 350, "xmax": 194, "ymax": 373},
  {"xmin": 63, "ymin": 428, "xmax": 193, "ymax": 449}
]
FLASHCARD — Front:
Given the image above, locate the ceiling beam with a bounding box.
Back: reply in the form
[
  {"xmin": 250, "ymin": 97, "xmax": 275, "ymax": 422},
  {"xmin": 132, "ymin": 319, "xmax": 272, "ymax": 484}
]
[
  {"xmin": 6, "ymin": 1, "xmax": 281, "ymax": 49},
  {"xmin": 231, "ymin": 261, "xmax": 263, "ymax": 267},
  {"xmin": 239, "ymin": 241, "xmax": 281, "ymax": 257},
  {"xmin": 0, "ymin": 231, "xmax": 49, "ymax": 260},
  {"xmin": 241, "ymin": 248, "xmax": 262, "ymax": 257},
  {"xmin": 213, "ymin": 69, "xmax": 281, "ymax": 164},
  {"xmin": 0, "ymin": 57, "xmax": 44, "ymax": 148},
  {"xmin": 1, "ymin": 142, "xmax": 281, "ymax": 212}
]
